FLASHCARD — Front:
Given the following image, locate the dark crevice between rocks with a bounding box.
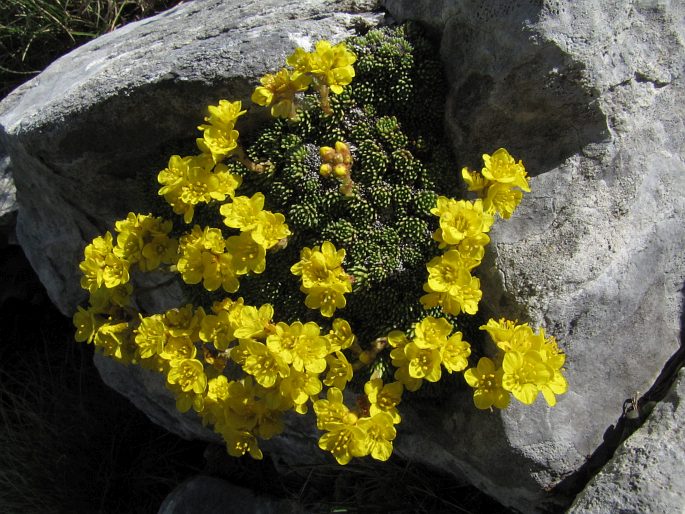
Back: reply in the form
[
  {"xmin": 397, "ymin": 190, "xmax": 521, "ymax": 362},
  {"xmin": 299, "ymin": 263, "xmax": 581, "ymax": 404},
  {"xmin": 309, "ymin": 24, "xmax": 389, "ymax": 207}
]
[{"xmin": 553, "ymin": 280, "xmax": 685, "ymax": 501}]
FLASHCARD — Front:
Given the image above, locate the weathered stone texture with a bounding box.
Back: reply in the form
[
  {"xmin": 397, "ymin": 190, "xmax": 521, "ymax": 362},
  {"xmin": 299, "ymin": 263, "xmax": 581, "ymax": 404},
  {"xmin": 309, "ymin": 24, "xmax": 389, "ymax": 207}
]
[
  {"xmin": 384, "ymin": 0, "xmax": 685, "ymax": 511},
  {"xmin": 569, "ymin": 368, "xmax": 685, "ymax": 513}
]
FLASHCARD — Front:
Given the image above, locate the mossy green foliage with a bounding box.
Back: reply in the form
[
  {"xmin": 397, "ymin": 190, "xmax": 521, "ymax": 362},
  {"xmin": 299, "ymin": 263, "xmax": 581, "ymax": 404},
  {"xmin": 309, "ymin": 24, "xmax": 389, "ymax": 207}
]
[{"xmin": 194, "ymin": 26, "xmax": 463, "ymax": 357}]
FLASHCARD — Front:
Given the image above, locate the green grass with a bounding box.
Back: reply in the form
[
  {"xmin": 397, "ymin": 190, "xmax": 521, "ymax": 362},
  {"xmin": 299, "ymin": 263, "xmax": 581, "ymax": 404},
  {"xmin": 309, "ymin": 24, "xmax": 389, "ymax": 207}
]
[{"xmin": 0, "ymin": 0, "xmax": 182, "ymax": 98}]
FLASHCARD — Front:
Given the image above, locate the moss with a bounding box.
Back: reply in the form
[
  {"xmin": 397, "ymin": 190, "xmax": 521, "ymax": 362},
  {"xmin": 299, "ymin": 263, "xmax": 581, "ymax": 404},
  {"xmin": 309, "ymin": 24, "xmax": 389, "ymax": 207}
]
[{"xmin": 208, "ymin": 26, "xmax": 462, "ymax": 366}]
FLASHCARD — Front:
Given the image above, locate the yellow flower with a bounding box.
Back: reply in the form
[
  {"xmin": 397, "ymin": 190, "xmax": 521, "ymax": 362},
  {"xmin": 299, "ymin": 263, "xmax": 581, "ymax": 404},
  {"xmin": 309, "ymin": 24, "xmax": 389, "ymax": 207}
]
[
  {"xmin": 141, "ymin": 234, "xmax": 178, "ymax": 271},
  {"xmin": 461, "ymin": 166, "xmax": 490, "ymax": 192},
  {"xmin": 279, "ymin": 368, "xmax": 322, "ymax": 412},
  {"xmin": 88, "ymin": 283, "xmax": 133, "ymax": 311},
  {"xmin": 158, "ymin": 155, "xmax": 190, "ymax": 193},
  {"xmin": 481, "ymin": 148, "xmax": 530, "ymax": 192},
  {"xmin": 239, "ymin": 340, "xmax": 289, "ymax": 388},
  {"xmin": 421, "ymin": 269, "xmax": 482, "ymax": 316},
  {"xmin": 441, "ymin": 332, "xmax": 471, "ymax": 373},
  {"xmin": 197, "ymin": 126, "xmax": 240, "ymax": 161},
  {"xmin": 387, "ymin": 330, "xmax": 409, "ymax": 349},
  {"xmin": 286, "ymin": 47, "xmax": 313, "ymax": 74},
  {"xmin": 501, "ymin": 351, "xmax": 551, "ymax": 405},
  {"xmin": 405, "ymin": 342, "xmax": 442, "ymax": 382},
  {"xmin": 164, "ymin": 304, "xmax": 204, "ymax": 339},
  {"xmin": 79, "ymin": 231, "xmax": 131, "ymax": 292},
  {"xmin": 304, "ymin": 284, "xmax": 349, "ymax": 318},
  {"xmin": 412, "ymin": 316, "xmax": 452, "ymax": 349},
  {"xmin": 483, "ymin": 182, "xmax": 524, "ymax": 219},
  {"xmin": 265, "ymin": 321, "xmax": 301, "ymax": 364},
  {"xmin": 326, "ymin": 318, "xmax": 355, "ymax": 351},
  {"xmin": 134, "ymin": 314, "xmax": 167, "ymax": 359},
  {"xmin": 199, "ymin": 311, "xmax": 236, "ymax": 351},
  {"xmin": 290, "ymin": 322, "xmax": 329, "ymax": 373},
  {"xmin": 250, "ymin": 210, "xmax": 291, "ymax": 249},
  {"xmin": 364, "ymin": 378, "xmax": 403, "ymax": 423},
  {"xmin": 160, "ymin": 335, "xmax": 197, "ymax": 362},
  {"xmin": 93, "ymin": 321, "xmax": 131, "ymax": 361},
  {"xmin": 431, "ymin": 197, "xmax": 494, "ymax": 247},
  {"xmin": 167, "ymin": 358, "xmax": 207, "ymax": 394},
  {"xmin": 463, "ymin": 357, "xmax": 510, "ymax": 410},
  {"xmin": 176, "ymin": 226, "xmax": 239, "ymax": 292},
  {"xmin": 388, "ymin": 330, "xmax": 423, "ymax": 392},
  {"xmin": 158, "ymin": 154, "xmax": 240, "ymax": 223},
  {"xmin": 313, "ymin": 387, "xmax": 349, "ymax": 429},
  {"xmin": 318, "ymin": 422, "xmax": 366, "ymax": 465},
  {"xmin": 73, "ymin": 306, "xmax": 102, "ymax": 344},
  {"xmin": 292, "ymin": 241, "xmax": 348, "ymax": 288},
  {"xmin": 233, "ymin": 303, "xmax": 274, "ymax": 340},
  {"xmin": 426, "ymin": 251, "xmax": 474, "ymax": 292},
  {"xmin": 481, "ymin": 318, "xmax": 534, "ymax": 353},
  {"xmin": 534, "ymin": 329, "xmax": 568, "ymax": 406},
  {"xmin": 219, "ymin": 427, "xmax": 263, "ymax": 459},
  {"xmin": 225, "ymin": 232, "xmax": 267, "ymax": 275},
  {"xmin": 324, "ymin": 351, "xmax": 353, "ymax": 391},
  {"xmin": 251, "ymin": 68, "xmax": 312, "ymax": 118},
  {"xmin": 220, "ymin": 193, "xmax": 265, "ymax": 231},
  {"xmin": 356, "ymin": 412, "xmax": 396, "ymax": 461},
  {"xmin": 290, "ymin": 41, "xmax": 357, "ymax": 95},
  {"xmin": 200, "ymin": 99, "xmax": 247, "ymax": 129}
]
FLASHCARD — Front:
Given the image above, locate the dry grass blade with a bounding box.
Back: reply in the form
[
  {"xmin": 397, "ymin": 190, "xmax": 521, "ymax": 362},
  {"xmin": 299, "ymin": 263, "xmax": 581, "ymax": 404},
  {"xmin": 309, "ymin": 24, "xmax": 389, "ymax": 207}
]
[{"xmin": 0, "ymin": 0, "xmax": 183, "ymax": 98}]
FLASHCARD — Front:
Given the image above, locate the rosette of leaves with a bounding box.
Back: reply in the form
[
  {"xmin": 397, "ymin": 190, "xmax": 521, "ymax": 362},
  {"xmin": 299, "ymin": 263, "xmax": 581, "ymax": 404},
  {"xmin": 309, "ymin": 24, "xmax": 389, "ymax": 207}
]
[{"xmin": 188, "ymin": 25, "xmax": 481, "ymax": 384}]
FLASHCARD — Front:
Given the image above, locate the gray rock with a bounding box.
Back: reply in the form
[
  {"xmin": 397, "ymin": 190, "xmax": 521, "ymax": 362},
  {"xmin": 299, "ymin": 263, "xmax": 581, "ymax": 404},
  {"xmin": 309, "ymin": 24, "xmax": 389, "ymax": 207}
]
[
  {"xmin": 0, "ymin": 0, "xmax": 381, "ymax": 315},
  {"xmin": 383, "ymin": 0, "xmax": 685, "ymax": 511},
  {"xmin": 158, "ymin": 475, "xmax": 304, "ymax": 514},
  {"xmin": 94, "ymin": 352, "xmax": 221, "ymax": 443},
  {"xmin": 0, "ymin": 150, "xmax": 16, "ymax": 245},
  {"xmin": 568, "ymin": 368, "xmax": 685, "ymax": 513}
]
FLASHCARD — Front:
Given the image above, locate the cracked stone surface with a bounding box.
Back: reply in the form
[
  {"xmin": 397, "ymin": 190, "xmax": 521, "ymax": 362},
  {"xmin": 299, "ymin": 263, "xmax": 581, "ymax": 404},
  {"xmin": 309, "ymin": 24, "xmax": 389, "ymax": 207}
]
[
  {"xmin": 1, "ymin": 0, "xmax": 684, "ymax": 512},
  {"xmin": 568, "ymin": 368, "xmax": 685, "ymax": 513}
]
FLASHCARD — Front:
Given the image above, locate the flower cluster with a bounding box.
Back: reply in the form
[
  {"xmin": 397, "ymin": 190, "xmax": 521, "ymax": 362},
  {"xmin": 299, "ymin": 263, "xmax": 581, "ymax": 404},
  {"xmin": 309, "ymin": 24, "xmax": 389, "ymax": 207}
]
[
  {"xmin": 253, "ymin": 40, "xmax": 356, "ymax": 117},
  {"xmin": 420, "ymin": 198, "xmax": 493, "ymax": 315},
  {"xmin": 314, "ymin": 385, "xmax": 401, "ymax": 464},
  {"xmin": 461, "ymin": 148, "xmax": 531, "ymax": 219},
  {"xmin": 251, "ymin": 68, "xmax": 312, "ymax": 119},
  {"xmin": 79, "ymin": 213, "xmax": 177, "ymax": 294},
  {"xmin": 290, "ymin": 241, "xmax": 353, "ymax": 317},
  {"xmin": 319, "ymin": 141, "xmax": 354, "ymax": 196},
  {"xmin": 74, "ymin": 32, "xmax": 570, "ymax": 467},
  {"xmin": 197, "ymin": 99, "xmax": 247, "ymax": 162},
  {"xmin": 386, "ymin": 316, "xmax": 471, "ymax": 392},
  {"xmin": 158, "ymin": 153, "xmax": 243, "ymax": 223},
  {"xmin": 464, "ymin": 319, "xmax": 568, "ymax": 408},
  {"xmin": 220, "ymin": 192, "xmax": 291, "ymax": 250}
]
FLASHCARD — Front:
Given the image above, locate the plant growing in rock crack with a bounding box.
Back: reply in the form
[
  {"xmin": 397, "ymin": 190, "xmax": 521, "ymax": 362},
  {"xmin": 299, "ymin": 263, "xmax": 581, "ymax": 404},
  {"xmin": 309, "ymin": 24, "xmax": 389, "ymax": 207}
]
[{"xmin": 72, "ymin": 25, "xmax": 568, "ymax": 464}]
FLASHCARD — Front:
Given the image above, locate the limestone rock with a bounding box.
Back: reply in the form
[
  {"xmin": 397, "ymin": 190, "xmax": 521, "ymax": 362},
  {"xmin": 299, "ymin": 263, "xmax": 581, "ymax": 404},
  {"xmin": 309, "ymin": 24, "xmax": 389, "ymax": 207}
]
[
  {"xmin": 0, "ymin": 0, "xmax": 381, "ymax": 315},
  {"xmin": 158, "ymin": 475, "xmax": 304, "ymax": 514},
  {"xmin": 568, "ymin": 368, "xmax": 685, "ymax": 513},
  {"xmin": 0, "ymin": 150, "xmax": 16, "ymax": 245},
  {"xmin": 383, "ymin": 0, "xmax": 685, "ymax": 511}
]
